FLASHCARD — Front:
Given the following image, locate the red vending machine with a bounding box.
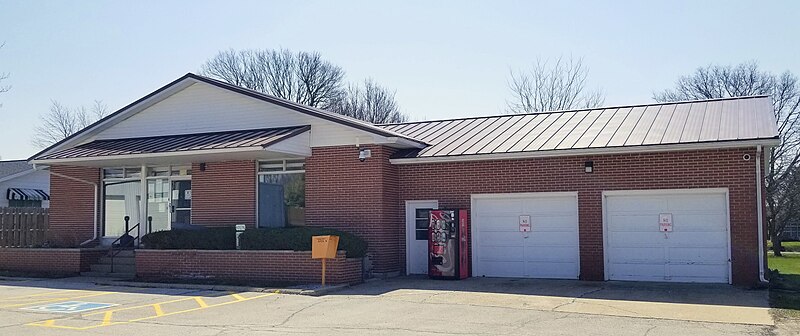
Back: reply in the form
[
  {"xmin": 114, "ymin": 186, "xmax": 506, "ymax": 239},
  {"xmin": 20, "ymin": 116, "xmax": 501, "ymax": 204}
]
[{"xmin": 428, "ymin": 209, "xmax": 469, "ymax": 280}]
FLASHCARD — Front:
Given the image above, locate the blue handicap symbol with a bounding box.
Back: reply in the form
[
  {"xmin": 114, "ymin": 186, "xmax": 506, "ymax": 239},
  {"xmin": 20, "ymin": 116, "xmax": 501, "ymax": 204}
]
[{"xmin": 23, "ymin": 301, "xmax": 117, "ymax": 313}]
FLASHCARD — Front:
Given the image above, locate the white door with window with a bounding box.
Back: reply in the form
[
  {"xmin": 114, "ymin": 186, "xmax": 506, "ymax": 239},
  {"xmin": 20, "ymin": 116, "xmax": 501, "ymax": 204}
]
[
  {"xmin": 604, "ymin": 189, "xmax": 730, "ymax": 283},
  {"xmin": 406, "ymin": 200, "xmax": 438, "ymax": 275},
  {"xmin": 472, "ymin": 193, "xmax": 579, "ymax": 279}
]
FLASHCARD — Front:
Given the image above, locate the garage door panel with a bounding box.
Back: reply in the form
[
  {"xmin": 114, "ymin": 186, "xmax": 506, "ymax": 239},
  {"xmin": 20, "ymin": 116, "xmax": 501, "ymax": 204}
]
[
  {"xmin": 479, "ymin": 246, "xmax": 525, "ymax": 262},
  {"xmin": 474, "ymin": 193, "xmax": 579, "ymax": 279},
  {"xmin": 524, "ymin": 231, "xmax": 579, "ymax": 246},
  {"xmin": 607, "ymin": 197, "xmax": 664, "ymax": 212},
  {"xmin": 668, "ymin": 247, "xmax": 728, "ymax": 262},
  {"xmin": 608, "ymin": 247, "xmax": 664, "ymax": 263},
  {"xmin": 608, "ymin": 232, "xmax": 668, "ymax": 247},
  {"xmin": 605, "ymin": 190, "xmax": 730, "ymax": 283},
  {"xmin": 609, "ymin": 263, "xmax": 666, "ymax": 280},
  {"xmin": 668, "ymin": 264, "xmax": 728, "ymax": 283},
  {"xmin": 525, "ymin": 262, "xmax": 579, "ymax": 279},
  {"xmin": 480, "ymin": 261, "xmax": 525, "ymax": 277},
  {"xmin": 479, "ymin": 231, "xmax": 525, "ymax": 245},
  {"xmin": 524, "ymin": 246, "xmax": 579, "ymax": 262}
]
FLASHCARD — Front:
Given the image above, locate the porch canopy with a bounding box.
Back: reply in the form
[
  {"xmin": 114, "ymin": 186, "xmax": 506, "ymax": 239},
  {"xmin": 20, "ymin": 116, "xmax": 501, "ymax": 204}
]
[
  {"xmin": 7, "ymin": 188, "xmax": 50, "ymax": 201},
  {"xmin": 30, "ymin": 125, "xmax": 312, "ymax": 166}
]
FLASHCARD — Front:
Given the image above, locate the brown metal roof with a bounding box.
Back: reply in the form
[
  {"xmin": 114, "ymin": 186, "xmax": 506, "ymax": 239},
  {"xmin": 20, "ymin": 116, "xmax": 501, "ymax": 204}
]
[
  {"xmin": 36, "ymin": 126, "xmax": 310, "ymax": 160},
  {"xmin": 381, "ymin": 96, "xmax": 779, "ymax": 159}
]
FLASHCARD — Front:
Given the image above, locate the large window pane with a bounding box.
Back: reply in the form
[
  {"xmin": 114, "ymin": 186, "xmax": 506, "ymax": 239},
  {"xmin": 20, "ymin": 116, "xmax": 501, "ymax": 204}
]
[
  {"xmin": 104, "ymin": 180, "xmax": 141, "ymax": 236},
  {"xmin": 258, "ymin": 173, "xmax": 305, "ymax": 227}
]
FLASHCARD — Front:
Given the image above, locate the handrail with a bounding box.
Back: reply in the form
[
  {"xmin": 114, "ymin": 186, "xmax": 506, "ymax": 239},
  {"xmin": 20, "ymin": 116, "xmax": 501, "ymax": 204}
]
[{"xmin": 108, "ymin": 216, "xmax": 140, "ymax": 273}]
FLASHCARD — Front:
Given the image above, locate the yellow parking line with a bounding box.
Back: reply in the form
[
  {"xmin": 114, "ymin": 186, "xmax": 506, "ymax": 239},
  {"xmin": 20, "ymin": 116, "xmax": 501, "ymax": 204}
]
[
  {"xmin": 230, "ymin": 293, "xmax": 246, "ymax": 301},
  {"xmin": 0, "ymin": 289, "xmax": 89, "ymax": 301},
  {"xmin": 28, "ymin": 291, "xmax": 279, "ymax": 330},
  {"xmin": 101, "ymin": 311, "xmax": 114, "ymax": 326},
  {"xmin": 0, "ymin": 291, "xmax": 113, "ymax": 308},
  {"xmin": 83, "ymin": 296, "xmax": 197, "ymax": 316}
]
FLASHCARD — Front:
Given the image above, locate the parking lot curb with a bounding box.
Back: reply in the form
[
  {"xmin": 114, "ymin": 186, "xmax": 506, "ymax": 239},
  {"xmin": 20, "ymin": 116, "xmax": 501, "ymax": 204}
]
[{"xmin": 90, "ymin": 279, "xmax": 349, "ymax": 296}]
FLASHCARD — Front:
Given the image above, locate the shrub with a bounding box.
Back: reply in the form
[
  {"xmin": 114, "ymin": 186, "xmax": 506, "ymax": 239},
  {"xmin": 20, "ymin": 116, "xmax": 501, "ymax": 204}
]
[
  {"xmin": 240, "ymin": 227, "xmax": 367, "ymax": 258},
  {"xmin": 141, "ymin": 227, "xmax": 235, "ymax": 250}
]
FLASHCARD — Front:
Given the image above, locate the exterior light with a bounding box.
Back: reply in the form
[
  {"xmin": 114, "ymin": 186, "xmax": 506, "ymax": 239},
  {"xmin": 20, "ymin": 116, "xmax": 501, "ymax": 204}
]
[
  {"xmin": 358, "ymin": 149, "xmax": 372, "ymax": 162},
  {"xmin": 199, "ymin": 163, "xmax": 207, "ymax": 171},
  {"xmin": 584, "ymin": 161, "xmax": 594, "ymax": 173}
]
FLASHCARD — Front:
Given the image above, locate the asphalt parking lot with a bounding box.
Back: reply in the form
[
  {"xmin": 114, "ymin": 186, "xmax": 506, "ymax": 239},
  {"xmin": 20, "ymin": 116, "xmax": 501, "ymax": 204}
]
[{"xmin": 0, "ymin": 275, "xmax": 792, "ymax": 335}]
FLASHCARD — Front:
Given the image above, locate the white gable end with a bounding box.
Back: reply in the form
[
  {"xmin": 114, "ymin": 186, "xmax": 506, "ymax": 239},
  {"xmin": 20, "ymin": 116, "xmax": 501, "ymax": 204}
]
[{"xmin": 93, "ymin": 82, "xmax": 379, "ymax": 147}]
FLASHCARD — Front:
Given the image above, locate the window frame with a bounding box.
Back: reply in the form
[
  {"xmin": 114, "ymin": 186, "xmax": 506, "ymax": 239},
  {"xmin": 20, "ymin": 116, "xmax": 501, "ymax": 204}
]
[{"xmin": 257, "ymin": 159, "xmax": 306, "ymax": 228}]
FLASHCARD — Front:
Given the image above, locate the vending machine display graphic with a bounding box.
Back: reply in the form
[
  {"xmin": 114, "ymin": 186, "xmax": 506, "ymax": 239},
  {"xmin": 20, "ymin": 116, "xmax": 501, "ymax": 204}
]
[{"xmin": 428, "ymin": 209, "xmax": 469, "ymax": 279}]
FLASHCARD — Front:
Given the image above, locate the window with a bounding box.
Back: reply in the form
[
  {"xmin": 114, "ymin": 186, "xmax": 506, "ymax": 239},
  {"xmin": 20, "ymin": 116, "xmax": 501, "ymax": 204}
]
[
  {"xmin": 8, "ymin": 199, "xmax": 42, "ymax": 208},
  {"xmin": 415, "ymin": 209, "xmax": 430, "ymax": 240},
  {"xmin": 103, "ymin": 180, "xmax": 141, "ymax": 236},
  {"xmin": 258, "ymin": 159, "xmax": 305, "ymax": 227}
]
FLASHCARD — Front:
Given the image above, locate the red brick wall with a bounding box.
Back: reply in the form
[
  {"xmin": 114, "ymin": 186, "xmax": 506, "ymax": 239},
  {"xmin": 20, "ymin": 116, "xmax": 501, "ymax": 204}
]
[
  {"xmin": 191, "ymin": 161, "xmax": 256, "ymax": 227},
  {"xmin": 49, "ymin": 165, "xmax": 101, "ymax": 246},
  {"xmin": 136, "ymin": 250, "xmax": 363, "ymax": 285},
  {"xmin": 305, "ymin": 145, "xmax": 401, "ymax": 274},
  {"xmin": 0, "ymin": 248, "xmax": 105, "ymax": 274},
  {"xmin": 397, "ymin": 148, "xmax": 765, "ymax": 286}
]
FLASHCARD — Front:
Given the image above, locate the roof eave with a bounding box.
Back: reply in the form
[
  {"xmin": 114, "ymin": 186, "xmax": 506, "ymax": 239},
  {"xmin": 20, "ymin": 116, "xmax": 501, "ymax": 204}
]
[{"xmin": 389, "ymin": 138, "xmax": 781, "ymax": 165}]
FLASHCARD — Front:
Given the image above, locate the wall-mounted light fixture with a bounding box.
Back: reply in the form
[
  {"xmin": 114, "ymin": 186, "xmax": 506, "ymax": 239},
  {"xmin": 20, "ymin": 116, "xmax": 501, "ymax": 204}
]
[
  {"xmin": 199, "ymin": 162, "xmax": 207, "ymax": 171},
  {"xmin": 358, "ymin": 148, "xmax": 372, "ymax": 162},
  {"xmin": 584, "ymin": 161, "xmax": 594, "ymax": 173}
]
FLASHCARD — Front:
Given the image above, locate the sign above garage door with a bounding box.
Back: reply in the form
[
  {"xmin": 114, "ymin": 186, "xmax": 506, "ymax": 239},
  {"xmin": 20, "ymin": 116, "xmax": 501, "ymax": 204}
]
[{"xmin": 603, "ymin": 189, "xmax": 730, "ymax": 284}]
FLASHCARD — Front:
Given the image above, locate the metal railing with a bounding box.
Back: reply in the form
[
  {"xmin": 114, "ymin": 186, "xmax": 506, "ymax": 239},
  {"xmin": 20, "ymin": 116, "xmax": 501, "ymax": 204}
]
[{"xmin": 108, "ymin": 216, "xmax": 139, "ymax": 273}]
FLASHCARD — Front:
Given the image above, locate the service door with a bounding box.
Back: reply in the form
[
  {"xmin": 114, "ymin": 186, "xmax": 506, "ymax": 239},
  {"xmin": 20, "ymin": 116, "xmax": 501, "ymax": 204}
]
[
  {"xmin": 472, "ymin": 193, "xmax": 579, "ymax": 279},
  {"xmin": 604, "ymin": 189, "xmax": 730, "ymax": 283}
]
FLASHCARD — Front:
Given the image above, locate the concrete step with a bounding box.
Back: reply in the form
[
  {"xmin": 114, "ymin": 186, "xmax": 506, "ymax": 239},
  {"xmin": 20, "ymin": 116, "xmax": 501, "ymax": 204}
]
[
  {"xmin": 97, "ymin": 256, "xmax": 135, "ymax": 265},
  {"xmin": 80, "ymin": 271, "xmax": 135, "ymax": 279},
  {"xmin": 111, "ymin": 250, "xmax": 135, "ymax": 258},
  {"xmin": 90, "ymin": 264, "xmax": 136, "ymax": 274}
]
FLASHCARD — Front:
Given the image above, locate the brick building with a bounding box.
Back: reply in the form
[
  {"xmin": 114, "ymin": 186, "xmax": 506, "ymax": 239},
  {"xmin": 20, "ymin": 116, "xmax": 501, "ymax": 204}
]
[{"xmin": 30, "ymin": 73, "xmax": 779, "ymax": 286}]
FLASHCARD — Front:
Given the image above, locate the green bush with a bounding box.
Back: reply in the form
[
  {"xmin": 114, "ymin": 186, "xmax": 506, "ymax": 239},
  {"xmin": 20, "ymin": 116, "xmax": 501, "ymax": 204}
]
[
  {"xmin": 141, "ymin": 227, "xmax": 236, "ymax": 250},
  {"xmin": 240, "ymin": 227, "xmax": 367, "ymax": 258}
]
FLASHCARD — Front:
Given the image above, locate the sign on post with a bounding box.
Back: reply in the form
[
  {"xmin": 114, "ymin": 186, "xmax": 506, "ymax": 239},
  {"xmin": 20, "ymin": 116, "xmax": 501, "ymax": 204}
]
[{"xmin": 312, "ymin": 235, "xmax": 340, "ymax": 286}]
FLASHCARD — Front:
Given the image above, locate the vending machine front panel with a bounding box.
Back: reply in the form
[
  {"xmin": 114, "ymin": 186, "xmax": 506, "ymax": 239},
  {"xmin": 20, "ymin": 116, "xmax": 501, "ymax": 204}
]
[{"xmin": 428, "ymin": 209, "xmax": 468, "ymax": 279}]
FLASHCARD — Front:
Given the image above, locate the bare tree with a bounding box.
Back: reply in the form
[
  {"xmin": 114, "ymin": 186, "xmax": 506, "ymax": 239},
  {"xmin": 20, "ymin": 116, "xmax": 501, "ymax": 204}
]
[
  {"xmin": 506, "ymin": 56, "xmax": 604, "ymax": 114},
  {"xmin": 0, "ymin": 42, "xmax": 10, "ymax": 106},
  {"xmin": 654, "ymin": 61, "xmax": 800, "ymax": 256},
  {"xmin": 201, "ymin": 48, "xmax": 345, "ymax": 110},
  {"xmin": 33, "ymin": 100, "xmax": 109, "ymax": 148},
  {"xmin": 200, "ymin": 48, "xmax": 408, "ymax": 123},
  {"xmin": 330, "ymin": 79, "xmax": 407, "ymax": 124}
]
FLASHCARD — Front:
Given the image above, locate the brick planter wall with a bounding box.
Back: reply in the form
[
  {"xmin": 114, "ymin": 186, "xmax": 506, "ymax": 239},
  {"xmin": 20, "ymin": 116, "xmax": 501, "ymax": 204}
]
[
  {"xmin": 398, "ymin": 147, "xmax": 766, "ymax": 287},
  {"xmin": 0, "ymin": 248, "xmax": 105, "ymax": 275},
  {"xmin": 136, "ymin": 250, "xmax": 363, "ymax": 285}
]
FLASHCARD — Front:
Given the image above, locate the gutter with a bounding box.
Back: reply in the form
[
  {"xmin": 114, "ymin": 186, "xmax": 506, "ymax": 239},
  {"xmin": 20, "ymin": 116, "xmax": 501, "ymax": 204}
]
[
  {"xmin": 34, "ymin": 165, "xmax": 99, "ymax": 246},
  {"xmin": 756, "ymin": 146, "xmax": 768, "ymax": 283}
]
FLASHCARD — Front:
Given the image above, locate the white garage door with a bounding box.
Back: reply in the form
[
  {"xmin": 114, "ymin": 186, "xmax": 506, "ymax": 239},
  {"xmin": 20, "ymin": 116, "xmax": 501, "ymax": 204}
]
[
  {"xmin": 472, "ymin": 193, "xmax": 579, "ymax": 279},
  {"xmin": 604, "ymin": 189, "xmax": 730, "ymax": 283}
]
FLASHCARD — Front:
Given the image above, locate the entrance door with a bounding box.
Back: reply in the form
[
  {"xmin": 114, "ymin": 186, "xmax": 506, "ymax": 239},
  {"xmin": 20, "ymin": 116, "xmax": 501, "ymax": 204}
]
[
  {"xmin": 406, "ymin": 200, "xmax": 438, "ymax": 275},
  {"xmin": 146, "ymin": 178, "xmax": 191, "ymax": 232},
  {"xmin": 171, "ymin": 179, "xmax": 192, "ymax": 228}
]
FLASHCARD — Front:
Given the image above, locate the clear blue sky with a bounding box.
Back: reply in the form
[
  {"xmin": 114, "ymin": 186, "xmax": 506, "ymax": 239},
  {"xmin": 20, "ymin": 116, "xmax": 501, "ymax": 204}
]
[{"xmin": 1, "ymin": 0, "xmax": 798, "ymax": 160}]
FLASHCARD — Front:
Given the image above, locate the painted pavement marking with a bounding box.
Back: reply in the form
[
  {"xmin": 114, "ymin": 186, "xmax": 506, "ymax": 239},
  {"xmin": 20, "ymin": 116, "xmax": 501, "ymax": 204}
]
[
  {"xmin": 27, "ymin": 291, "xmax": 280, "ymax": 330},
  {"xmin": 22, "ymin": 301, "xmax": 119, "ymax": 314}
]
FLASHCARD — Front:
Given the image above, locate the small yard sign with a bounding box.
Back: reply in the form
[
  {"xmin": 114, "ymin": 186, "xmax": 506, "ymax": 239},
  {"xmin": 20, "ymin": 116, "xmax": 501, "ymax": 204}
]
[{"xmin": 22, "ymin": 301, "xmax": 117, "ymax": 313}]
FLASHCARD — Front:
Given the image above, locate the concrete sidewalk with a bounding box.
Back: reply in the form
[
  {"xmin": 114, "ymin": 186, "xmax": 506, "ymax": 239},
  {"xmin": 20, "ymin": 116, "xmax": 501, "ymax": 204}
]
[{"xmin": 335, "ymin": 276, "xmax": 773, "ymax": 325}]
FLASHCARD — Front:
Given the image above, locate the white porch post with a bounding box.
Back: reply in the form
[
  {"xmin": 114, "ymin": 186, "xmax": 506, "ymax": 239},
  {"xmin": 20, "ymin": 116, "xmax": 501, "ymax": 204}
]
[{"xmin": 139, "ymin": 164, "xmax": 147, "ymax": 244}]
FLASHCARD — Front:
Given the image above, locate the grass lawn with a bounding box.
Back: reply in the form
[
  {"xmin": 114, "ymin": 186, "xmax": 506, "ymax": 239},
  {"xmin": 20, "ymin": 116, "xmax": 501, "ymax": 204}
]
[
  {"xmin": 768, "ymin": 241, "xmax": 800, "ymax": 252},
  {"xmin": 768, "ymin": 252, "xmax": 800, "ymax": 319}
]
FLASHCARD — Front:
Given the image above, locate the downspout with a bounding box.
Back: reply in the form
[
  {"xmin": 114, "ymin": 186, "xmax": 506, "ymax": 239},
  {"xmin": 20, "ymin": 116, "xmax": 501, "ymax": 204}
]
[
  {"xmin": 756, "ymin": 146, "xmax": 768, "ymax": 283},
  {"xmin": 34, "ymin": 165, "xmax": 99, "ymax": 246}
]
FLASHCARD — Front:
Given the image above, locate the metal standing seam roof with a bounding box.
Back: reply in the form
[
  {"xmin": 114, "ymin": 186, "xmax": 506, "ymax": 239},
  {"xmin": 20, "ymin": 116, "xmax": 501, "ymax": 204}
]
[
  {"xmin": 36, "ymin": 126, "xmax": 311, "ymax": 160},
  {"xmin": 380, "ymin": 96, "xmax": 779, "ymax": 159}
]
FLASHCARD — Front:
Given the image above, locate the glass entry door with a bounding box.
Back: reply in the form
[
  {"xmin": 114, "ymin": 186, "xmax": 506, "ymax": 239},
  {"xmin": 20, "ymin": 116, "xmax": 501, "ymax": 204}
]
[
  {"xmin": 146, "ymin": 179, "xmax": 170, "ymax": 233},
  {"xmin": 171, "ymin": 180, "xmax": 191, "ymax": 228},
  {"xmin": 146, "ymin": 178, "xmax": 191, "ymax": 233}
]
